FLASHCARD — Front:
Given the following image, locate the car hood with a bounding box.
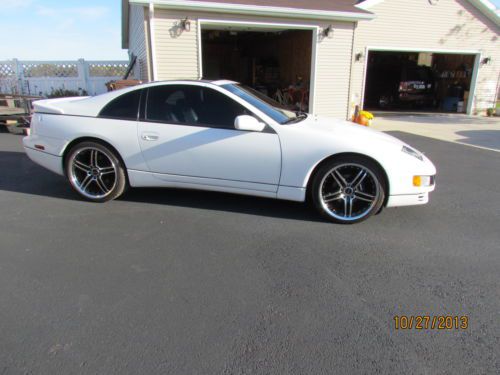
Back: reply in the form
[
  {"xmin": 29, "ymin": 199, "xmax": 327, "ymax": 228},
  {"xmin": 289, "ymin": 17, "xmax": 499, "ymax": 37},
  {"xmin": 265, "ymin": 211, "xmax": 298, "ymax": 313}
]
[
  {"xmin": 298, "ymin": 115, "xmax": 406, "ymax": 147},
  {"xmin": 283, "ymin": 114, "xmax": 436, "ymax": 177}
]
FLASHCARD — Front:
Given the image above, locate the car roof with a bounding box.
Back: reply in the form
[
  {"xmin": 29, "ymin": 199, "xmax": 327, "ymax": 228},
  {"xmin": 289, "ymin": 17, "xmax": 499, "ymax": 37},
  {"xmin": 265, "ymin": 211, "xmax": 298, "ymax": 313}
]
[
  {"xmin": 138, "ymin": 79, "xmax": 238, "ymax": 87},
  {"xmin": 42, "ymin": 80, "xmax": 241, "ymax": 117},
  {"xmin": 104, "ymin": 79, "xmax": 239, "ymax": 97}
]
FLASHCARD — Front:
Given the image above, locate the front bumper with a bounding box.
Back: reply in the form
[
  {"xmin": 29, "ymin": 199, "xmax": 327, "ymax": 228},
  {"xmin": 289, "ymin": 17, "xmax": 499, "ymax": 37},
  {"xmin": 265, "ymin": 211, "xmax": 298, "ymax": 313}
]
[
  {"xmin": 384, "ymin": 152, "xmax": 436, "ymax": 208},
  {"xmin": 387, "ymin": 192, "xmax": 429, "ymax": 207},
  {"xmin": 386, "ymin": 171, "xmax": 435, "ymax": 208}
]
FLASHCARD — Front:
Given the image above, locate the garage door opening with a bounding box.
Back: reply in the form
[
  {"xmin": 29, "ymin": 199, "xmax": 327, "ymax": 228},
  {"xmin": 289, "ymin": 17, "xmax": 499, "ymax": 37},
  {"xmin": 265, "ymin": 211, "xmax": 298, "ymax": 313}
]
[
  {"xmin": 363, "ymin": 51, "xmax": 477, "ymax": 114},
  {"xmin": 201, "ymin": 25, "xmax": 313, "ymax": 112}
]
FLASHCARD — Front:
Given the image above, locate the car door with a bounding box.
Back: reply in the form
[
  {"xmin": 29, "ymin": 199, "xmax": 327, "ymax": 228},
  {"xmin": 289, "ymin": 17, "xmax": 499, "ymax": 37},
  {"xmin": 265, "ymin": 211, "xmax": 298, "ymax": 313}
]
[{"xmin": 137, "ymin": 84, "xmax": 281, "ymax": 192}]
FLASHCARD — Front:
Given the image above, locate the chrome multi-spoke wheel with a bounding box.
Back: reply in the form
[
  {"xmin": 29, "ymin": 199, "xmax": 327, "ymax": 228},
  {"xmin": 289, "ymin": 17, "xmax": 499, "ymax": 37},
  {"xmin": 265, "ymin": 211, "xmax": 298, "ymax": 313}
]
[
  {"xmin": 311, "ymin": 157, "xmax": 386, "ymax": 224},
  {"xmin": 65, "ymin": 142, "xmax": 127, "ymax": 202}
]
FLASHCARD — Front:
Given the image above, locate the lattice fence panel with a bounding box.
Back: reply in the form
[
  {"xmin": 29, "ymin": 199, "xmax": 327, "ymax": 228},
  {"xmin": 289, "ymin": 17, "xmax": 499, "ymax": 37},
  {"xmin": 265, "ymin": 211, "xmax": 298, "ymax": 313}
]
[
  {"xmin": 89, "ymin": 62, "xmax": 128, "ymax": 77},
  {"xmin": 0, "ymin": 61, "xmax": 18, "ymax": 94},
  {"xmin": 0, "ymin": 62, "xmax": 15, "ymax": 78},
  {"xmin": 22, "ymin": 63, "xmax": 78, "ymax": 78},
  {"xmin": 0, "ymin": 59, "xmax": 129, "ymax": 95}
]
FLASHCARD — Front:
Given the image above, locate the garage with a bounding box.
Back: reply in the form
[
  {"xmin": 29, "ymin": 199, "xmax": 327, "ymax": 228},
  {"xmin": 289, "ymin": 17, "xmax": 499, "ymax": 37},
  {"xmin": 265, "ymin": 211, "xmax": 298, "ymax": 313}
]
[
  {"xmin": 200, "ymin": 23, "xmax": 315, "ymax": 112},
  {"xmin": 350, "ymin": 0, "xmax": 498, "ymax": 117},
  {"xmin": 125, "ymin": 0, "xmax": 498, "ymax": 118},
  {"xmin": 363, "ymin": 50, "xmax": 479, "ymax": 113}
]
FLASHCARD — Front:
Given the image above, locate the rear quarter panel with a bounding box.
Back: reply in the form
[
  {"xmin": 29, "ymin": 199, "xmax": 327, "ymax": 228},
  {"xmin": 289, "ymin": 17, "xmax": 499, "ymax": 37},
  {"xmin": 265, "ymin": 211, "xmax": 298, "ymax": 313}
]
[{"xmin": 29, "ymin": 114, "xmax": 147, "ymax": 171}]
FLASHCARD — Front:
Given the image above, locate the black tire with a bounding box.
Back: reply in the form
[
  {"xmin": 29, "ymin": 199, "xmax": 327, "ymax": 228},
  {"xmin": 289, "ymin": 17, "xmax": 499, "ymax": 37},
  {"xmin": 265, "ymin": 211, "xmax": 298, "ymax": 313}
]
[
  {"xmin": 310, "ymin": 155, "xmax": 386, "ymax": 224},
  {"xmin": 65, "ymin": 141, "xmax": 128, "ymax": 202}
]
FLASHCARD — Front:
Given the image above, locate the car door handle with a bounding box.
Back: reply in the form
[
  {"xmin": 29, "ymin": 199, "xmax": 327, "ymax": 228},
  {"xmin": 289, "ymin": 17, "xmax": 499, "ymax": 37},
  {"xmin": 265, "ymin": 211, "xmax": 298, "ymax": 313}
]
[{"xmin": 141, "ymin": 133, "xmax": 159, "ymax": 141}]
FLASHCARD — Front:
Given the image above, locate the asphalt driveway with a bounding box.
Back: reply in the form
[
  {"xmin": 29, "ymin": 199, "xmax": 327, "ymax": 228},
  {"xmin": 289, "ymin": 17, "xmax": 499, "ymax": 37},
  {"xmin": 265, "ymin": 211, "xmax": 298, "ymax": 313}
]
[
  {"xmin": 0, "ymin": 131, "xmax": 499, "ymax": 374},
  {"xmin": 372, "ymin": 113, "xmax": 500, "ymax": 152}
]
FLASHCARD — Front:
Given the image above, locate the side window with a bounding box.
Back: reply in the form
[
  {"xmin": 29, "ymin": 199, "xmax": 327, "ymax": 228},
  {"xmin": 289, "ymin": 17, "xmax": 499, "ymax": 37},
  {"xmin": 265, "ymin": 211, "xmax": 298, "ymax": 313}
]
[
  {"xmin": 99, "ymin": 89, "xmax": 141, "ymax": 120},
  {"xmin": 146, "ymin": 85, "xmax": 249, "ymax": 129},
  {"xmin": 146, "ymin": 85, "xmax": 190, "ymax": 123},
  {"xmin": 196, "ymin": 87, "xmax": 248, "ymax": 129}
]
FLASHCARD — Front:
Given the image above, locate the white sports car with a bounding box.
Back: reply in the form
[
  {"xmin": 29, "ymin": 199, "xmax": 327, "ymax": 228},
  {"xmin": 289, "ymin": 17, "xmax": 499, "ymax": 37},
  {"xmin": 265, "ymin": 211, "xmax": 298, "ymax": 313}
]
[{"xmin": 24, "ymin": 80, "xmax": 436, "ymax": 224}]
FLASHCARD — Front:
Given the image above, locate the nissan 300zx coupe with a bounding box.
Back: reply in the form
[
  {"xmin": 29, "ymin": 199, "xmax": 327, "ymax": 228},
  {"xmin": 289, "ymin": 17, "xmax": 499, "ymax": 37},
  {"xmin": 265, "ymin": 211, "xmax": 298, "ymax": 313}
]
[{"xmin": 24, "ymin": 80, "xmax": 436, "ymax": 224}]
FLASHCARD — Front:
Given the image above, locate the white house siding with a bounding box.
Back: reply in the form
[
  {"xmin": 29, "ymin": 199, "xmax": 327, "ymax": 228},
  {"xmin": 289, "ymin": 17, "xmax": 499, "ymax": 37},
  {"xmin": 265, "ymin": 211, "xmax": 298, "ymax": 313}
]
[
  {"xmin": 128, "ymin": 4, "xmax": 151, "ymax": 82},
  {"xmin": 153, "ymin": 9, "xmax": 200, "ymax": 81},
  {"xmin": 350, "ymin": 0, "xmax": 500, "ymax": 115},
  {"xmin": 152, "ymin": 9, "xmax": 356, "ymax": 118},
  {"xmin": 315, "ymin": 22, "xmax": 355, "ymax": 119}
]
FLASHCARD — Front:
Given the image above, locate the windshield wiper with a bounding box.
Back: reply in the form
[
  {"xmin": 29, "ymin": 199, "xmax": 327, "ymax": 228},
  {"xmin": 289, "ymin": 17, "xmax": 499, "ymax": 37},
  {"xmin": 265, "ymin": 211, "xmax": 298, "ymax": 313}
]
[{"xmin": 282, "ymin": 111, "xmax": 308, "ymax": 124}]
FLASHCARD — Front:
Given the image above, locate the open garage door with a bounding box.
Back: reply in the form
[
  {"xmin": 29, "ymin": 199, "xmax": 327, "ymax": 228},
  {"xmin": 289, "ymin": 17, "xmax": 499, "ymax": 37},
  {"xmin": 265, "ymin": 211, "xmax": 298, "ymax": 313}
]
[
  {"xmin": 363, "ymin": 50, "xmax": 479, "ymax": 114},
  {"xmin": 200, "ymin": 23, "xmax": 314, "ymax": 113}
]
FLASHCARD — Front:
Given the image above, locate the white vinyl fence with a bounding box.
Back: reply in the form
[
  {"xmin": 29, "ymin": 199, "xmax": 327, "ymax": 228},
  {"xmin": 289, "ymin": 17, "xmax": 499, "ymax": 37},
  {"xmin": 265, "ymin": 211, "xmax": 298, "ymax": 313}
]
[{"xmin": 0, "ymin": 59, "xmax": 129, "ymax": 96}]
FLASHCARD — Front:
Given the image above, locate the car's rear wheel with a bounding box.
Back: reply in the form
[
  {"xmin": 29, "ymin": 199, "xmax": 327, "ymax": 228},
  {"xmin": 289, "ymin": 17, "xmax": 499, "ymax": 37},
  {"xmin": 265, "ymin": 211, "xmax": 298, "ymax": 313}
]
[
  {"xmin": 65, "ymin": 141, "xmax": 127, "ymax": 202},
  {"xmin": 311, "ymin": 156, "xmax": 386, "ymax": 224}
]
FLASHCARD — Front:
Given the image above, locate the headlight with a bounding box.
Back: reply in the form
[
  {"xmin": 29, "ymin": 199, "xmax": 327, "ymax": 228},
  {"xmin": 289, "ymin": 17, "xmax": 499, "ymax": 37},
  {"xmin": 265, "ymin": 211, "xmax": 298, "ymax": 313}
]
[{"xmin": 402, "ymin": 145, "xmax": 423, "ymax": 161}]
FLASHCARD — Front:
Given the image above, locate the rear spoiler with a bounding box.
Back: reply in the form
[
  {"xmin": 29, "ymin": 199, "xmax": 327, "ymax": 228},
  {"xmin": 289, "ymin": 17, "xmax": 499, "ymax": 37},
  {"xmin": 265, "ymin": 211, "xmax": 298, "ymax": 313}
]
[{"xmin": 33, "ymin": 96, "xmax": 89, "ymax": 114}]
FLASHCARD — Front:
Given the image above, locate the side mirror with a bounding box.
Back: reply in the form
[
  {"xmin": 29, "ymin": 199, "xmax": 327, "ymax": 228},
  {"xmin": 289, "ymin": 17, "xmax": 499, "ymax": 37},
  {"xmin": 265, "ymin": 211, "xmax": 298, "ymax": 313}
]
[{"xmin": 234, "ymin": 115, "xmax": 266, "ymax": 132}]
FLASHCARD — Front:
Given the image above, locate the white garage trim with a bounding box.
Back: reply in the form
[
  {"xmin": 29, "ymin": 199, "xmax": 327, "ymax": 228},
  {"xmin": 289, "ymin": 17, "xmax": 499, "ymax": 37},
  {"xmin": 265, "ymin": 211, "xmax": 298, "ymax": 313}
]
[
  {"xmin": 198, "ymin": 19, "xmax": 320, "ymax": 114},
  {"xmin": 309, "ymin": 28, "xmax": 319, "ymax": 115},
  {"xmin": 467, "ymin": 53, "xmax": 482, "ymax": 115},
  {"xmin": 131, "ymin": 0, "xmax": 374, "ymax": 22},
  {"xmin": 197, "ymin": 20, "xmax": 203, "ymax": 80},
  {"xmin": 360, "ymin": 46, "xmax": 482, "ymax": 115},
  {"xmin": 148, "ymin": 3, "xmax": 158, "ymax": 81},
  {"xmin": 366, "ymin": 46, "xmax": 482, "ymax": 54},
  {"xmin": 356, "ymin": 0, "xmax": 384, "ymax": 10}
]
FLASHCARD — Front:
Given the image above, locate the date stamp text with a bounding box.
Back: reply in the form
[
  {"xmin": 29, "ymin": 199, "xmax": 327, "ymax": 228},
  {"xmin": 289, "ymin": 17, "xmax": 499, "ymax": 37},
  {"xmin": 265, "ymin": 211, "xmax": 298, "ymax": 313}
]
[{"xmin": 393, "ymin": 315, "xmax": 469, "ymax": 330}]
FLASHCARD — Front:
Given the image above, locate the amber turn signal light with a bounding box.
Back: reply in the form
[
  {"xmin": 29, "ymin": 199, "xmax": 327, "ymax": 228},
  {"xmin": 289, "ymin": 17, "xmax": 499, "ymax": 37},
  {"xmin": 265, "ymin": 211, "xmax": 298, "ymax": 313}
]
[{"xmin": 413, "ymin": 175, "xmax": 434, "ymax": 187}]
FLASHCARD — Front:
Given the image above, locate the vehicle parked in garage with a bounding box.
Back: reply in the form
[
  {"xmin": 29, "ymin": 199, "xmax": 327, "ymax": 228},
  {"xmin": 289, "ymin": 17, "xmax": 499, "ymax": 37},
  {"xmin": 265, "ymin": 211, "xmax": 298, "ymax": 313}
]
[
  {"xmin": 23, "ymin": 80, "xmax": 436, "ymax": 224},
  {"xmin": 366, "ymin": 62, "xmax": 436, "ymax": 110}
]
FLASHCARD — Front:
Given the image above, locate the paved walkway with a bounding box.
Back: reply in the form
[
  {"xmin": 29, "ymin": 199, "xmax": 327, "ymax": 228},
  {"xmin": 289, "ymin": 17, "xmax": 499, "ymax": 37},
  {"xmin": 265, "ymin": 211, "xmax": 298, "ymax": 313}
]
[{"xmin": 371, "ymin": 114, "xmax": 500, "ymax": 152}]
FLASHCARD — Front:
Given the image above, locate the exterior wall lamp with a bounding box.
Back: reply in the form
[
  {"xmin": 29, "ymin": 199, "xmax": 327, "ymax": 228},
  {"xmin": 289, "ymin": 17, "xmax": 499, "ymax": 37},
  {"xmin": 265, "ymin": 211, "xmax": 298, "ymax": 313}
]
[
  {"xmin": 323, "ymin": 25, "xmax": 334, "ymax": 39},
  {"xmin": 355, "ymin": 52, "xmax": 364, "ymax": 62},
  {"xmin": 481, "ymin": 57, "xmax": 491, "ymax": 65},
  {"xmin": 180, "ymin": 17, "xmax": 191, "ymax": 32}
]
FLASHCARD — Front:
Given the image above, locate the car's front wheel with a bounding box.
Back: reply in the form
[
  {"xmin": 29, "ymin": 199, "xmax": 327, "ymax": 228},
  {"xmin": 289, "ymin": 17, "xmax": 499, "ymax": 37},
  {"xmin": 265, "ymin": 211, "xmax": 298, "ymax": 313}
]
[
  {"xmin": 65, "ymin": 141, "xmax": 127, "ymax": 202},
  {"xmin": 311, "ymin": 156, "xmax": 386, "ymax": 224}
]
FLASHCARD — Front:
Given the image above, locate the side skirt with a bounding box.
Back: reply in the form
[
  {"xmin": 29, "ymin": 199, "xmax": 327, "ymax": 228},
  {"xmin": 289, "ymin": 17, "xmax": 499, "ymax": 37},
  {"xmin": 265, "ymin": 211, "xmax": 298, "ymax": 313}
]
[{"xmin": 127, "ymin": 170, "xmax": 306, "ymax": 202}]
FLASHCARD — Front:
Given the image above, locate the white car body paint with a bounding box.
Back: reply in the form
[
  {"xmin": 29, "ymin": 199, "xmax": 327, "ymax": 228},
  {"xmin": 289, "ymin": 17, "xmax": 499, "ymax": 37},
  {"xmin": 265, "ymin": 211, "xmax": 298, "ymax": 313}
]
[{"xmin": 24, "ymin": 80, "xmax": 436, "ymax": 207}]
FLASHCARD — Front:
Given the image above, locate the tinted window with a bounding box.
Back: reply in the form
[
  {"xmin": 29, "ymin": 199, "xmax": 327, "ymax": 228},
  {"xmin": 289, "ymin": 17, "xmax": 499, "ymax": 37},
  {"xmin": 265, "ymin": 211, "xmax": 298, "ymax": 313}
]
[
  {"xmin": 146, "ymin": 85, "xmax": 248, "ymax": 129},
  {"xmin": 99, "ymin": 89, "xmax": 141, "ymax": 120}
]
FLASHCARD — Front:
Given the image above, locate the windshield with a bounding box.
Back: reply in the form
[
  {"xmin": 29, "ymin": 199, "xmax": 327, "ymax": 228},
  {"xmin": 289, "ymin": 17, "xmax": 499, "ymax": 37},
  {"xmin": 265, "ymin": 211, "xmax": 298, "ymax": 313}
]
[{"xmin": 221, "ymin": 84, "xmax": 305, "ymax": 124}]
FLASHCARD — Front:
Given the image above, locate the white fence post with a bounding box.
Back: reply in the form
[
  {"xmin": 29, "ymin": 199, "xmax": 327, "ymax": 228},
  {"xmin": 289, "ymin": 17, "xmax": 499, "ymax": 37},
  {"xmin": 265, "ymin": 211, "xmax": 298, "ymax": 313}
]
[
  {"xmin": 77, "ymin": 58, "xmax": 90, "ymax": 95},
  {"xmin": 12, "ymin": 58, "xmax": 23, "ymax": 95}
]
